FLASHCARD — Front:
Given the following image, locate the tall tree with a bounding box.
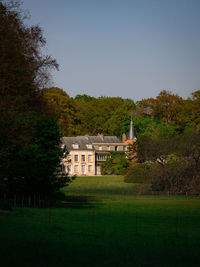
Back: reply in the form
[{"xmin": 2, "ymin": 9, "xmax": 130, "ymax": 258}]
[
  {"xmin": 0, "ymin": 0, "xmax": 67, "ymax": 195},
  {"xmin": 42, "ymin": 87, "xmax": 82, "ymax": 136}
]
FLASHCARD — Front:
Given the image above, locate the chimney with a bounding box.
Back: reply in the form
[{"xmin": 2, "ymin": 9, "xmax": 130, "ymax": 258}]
[
  {"xmin": 97, "ymin": 133, "xmax": 104, "ymax": 140},
  {"xmin": 122, "ymin": 133, "xmax": 126, "ymax": 143},
  {"xmin": 85, "ymin": 135, "xmax": 89, "ymax": 140}
]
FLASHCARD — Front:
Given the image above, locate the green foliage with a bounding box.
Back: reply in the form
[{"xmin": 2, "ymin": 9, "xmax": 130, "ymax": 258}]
[
  {"xmin": 75, "ymin": 94, "xmax": 95, "ymax": 103},
  {"xmin": 101, "ymin": 152, "xmax": 129, "ymax": 175},
  {"xmin": 135, "ymin": 90, "xmax": 200, "ymax": 132},
  {"xmin": 0, "ymin": 115, "xmax": 69, "ymax": 195},
  {"xmin": 104, "ymin": 109, "xmax": 130, "ymax": 137},
  {"xmin": 132, "ymin": 118, "xmax": 176, "ymax": 139},
  {"xmin": 151, "ymin": 159, "xmax": 200, "ymax": 194},
  {"xmin": 42, "ymin": 87, "xmax": 82, "ymax": 136},
  {"xmin": 126, "ymin": 127, "xmax": 200, "ymax": 195},
  {"xmin": 42, "ymin": 87, "xmax": 199, "ymax": 139},
  {"xmin": 124, "ymin": 162, "xmax": 151, "ymax": 183},
  {"xmin": 0, "ymin": 1, "xmax": 68, "ymax": 195},
  {"xmin": 74, "ymin": 95, "xmax": 135, "ymax": 137}
]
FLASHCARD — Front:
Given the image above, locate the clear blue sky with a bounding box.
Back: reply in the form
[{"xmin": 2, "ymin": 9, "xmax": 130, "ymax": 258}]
[{"xmin": 22, "ymin": 0, "xmax": 200, "ymax": 101}]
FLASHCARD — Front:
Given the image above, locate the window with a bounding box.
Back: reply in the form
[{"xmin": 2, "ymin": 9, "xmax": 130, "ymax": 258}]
[
  {"xmin": 67, "ymin": 165, "xmax": 72, "ymax": 174},
  {"xmin": 96, "ymin": 155, "xmax": 106, "ymax": 161},
  {"xmin": 115, "ymin": 146, "xmax": 118, "ymax": 151},
  {"xmin": 88, "ymin": 154, "xmax": 92, "ymax": 162},
  {"xmin": 81, "ymin": 155, "xmax": 85, "ymax": 162},
  {"xmin": 87, "ymin": 144, "xmax": 93, "ymax": 149},
  {"xmin": 74, "ymin": 154, "xmax": 78, "ymax": 162},
  {"xmin": 61, "ymin": 144, "xmax": 65, "ymax": 149},
  {"xmin": 99, "ymin": 146, "xmax": 102, "ymax": 150},
  {"xmin": 61, "ymin": 164, "xmax": 65, "ymax": 173},
  {"xmin": 74, "ymin": 165, "xmax": 78, "ymax": 173},
  {"xmin": 72, "ymin": 143, "xmax": 79, "ymax": 149},
  {"xmin": 107, "ymin": 146, "xmax": 110, "ymax": 151},
  {"xmin": 81, "ymin": 165, "xmax": 86, "ymax": 174},
  {"xmin": 88, "ymin": 165, "xmax": 92, "ymax": 172}
]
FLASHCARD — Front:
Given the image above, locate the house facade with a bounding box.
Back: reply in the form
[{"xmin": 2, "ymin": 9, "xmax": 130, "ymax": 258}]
[
  {"xmin": 61, "ymin": 135, "xmax": 128, "ymax": 176},
  {"xmin": 61, "ymin": 118, "xmax": 137, "ymax": 176}
]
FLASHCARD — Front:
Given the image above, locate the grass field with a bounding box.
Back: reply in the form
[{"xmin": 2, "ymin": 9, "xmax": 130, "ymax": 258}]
[{"xmin": 1, "ymin": 175, "xmax": 200, "ymax": 266}]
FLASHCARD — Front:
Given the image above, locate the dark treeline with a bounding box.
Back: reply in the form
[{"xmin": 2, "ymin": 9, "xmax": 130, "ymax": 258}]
[
  {"xmin": 125, "ymin": 128, "xmax": 200, "ymax": 195},
  {"xmin": 0, "ymin": 0, "xmax": 69, "ymax": 198}
]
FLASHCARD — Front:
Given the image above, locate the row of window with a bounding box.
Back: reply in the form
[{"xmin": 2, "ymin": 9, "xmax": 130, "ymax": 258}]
[
  {"xmin": 72, "ymin": 144, "xmax": 93, "ymax": 149},
  {"xmin": 69, "ymin": 150, "xmax": 127, "ymax": 163},
  {"xmin": 72, "ymin": 154, "xmax": 93, "ymax": 162},
  {"xmin": 96, "ymin": 155, "xmax": 107, "ymax": 161},
  {"xmin": 72, "ymin": 143, "xmax": 127, "ymax": 151},
  {"xmin": 98, "ymin": 146, "xmax": 127, "ymax": 151},
  {"xmin": 67, "ymin": 164, "xmax": 93, "ymax": 173}
]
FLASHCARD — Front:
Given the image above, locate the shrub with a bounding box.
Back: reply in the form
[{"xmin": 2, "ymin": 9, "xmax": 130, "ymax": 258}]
[
  {"xmin": 124, "ymin": 162, "xmax": 152, "ymax": 183},
  {"xmin": 151, "ymin": 158, "xmax": 200, "ymax": 194},
  {"xmin": 101, "ymin": 152, "xmax": 129, "ymax": 175}
]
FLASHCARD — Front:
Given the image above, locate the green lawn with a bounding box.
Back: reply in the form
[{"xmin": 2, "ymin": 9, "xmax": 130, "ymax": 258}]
[{"xmin": 1, "ymin": 176, "xmax": 200, "ymax": 266}]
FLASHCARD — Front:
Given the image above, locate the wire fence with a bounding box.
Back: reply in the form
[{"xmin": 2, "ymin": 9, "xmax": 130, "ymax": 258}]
[
  {"xmin": 1, "ymin": 193, "xmax": 200, "ymax": 238},
  {"xmin": 1, "ymin": 194, "xmax": 199, "ymax": 238},
  {"xmin": 0, "ymin": 194, "xmax": 52, "ymax": 209}
]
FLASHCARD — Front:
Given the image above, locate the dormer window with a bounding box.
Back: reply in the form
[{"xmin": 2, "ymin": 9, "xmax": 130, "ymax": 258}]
[
  {"xmin": 86, "ymin": 144, "xmax": 93, "ymax": 149},
  {"xmin": 61, "ymin": 144, "xmax": 65, "ymax": 150},
  {"xmin": 72, "ymin": 143, "xmax": 79, "ymax": 149}
]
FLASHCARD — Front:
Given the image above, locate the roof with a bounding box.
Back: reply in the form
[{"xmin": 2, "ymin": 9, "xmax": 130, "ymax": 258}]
[
  {"xmin": 61, "ymin": 135, "xmax": 123, "ymax": 151},
  {"xmin": 62, "ymin": 136, "xmax": 94, "ymax": 151},
  {"xmin": 126, "ymin": 118, "xmax": 137, "ymax": 140},
  {"xmin": 86, "ymin": 136, "xmax": 122, "ymax": 144}
]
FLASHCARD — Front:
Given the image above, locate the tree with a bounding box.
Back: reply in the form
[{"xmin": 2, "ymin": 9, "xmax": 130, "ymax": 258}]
[
  {"xmin": 101, "ymin": 152, "xmax": 129, "ymax": 175},
  {"xmin": 75, "ymin": 94, "xmax": 95, "ymax": 103},
  {"xmin": 137, "ymin": 91, "xmax": 185, "ymax": 131},
  {"xmin": 103, "ymin": 109, "xmax": 130, "ymax": 137},
  {"xmin": 126, "ymin": 126, "xmax": 200, "ymax": 195},
  {"xmin": 0, "ymin": 0, "xmax": 67, "ymax": 195},
  {"xmin": 74, "ymin": 95, "xmax": 135, "ymax": 136},
  {"xmin": 42, "ymin": 87, "xmax": 82, "ymax": 136}
]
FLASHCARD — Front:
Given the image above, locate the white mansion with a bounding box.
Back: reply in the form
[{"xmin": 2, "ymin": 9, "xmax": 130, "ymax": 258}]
[{"xmin": 61, "ymin": 119, "xmax": 137, "ymax": 176}]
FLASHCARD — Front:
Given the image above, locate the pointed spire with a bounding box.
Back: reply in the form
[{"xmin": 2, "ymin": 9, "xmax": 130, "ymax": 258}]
[{"xmin": 127, "ymin": 115, "xmax": 137, "ymax": 140}]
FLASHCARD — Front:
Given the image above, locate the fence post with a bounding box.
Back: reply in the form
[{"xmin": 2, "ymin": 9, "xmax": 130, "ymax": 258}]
[
  {"xmin": 22, "ymin": 195, "xmax": 24, "ymax": 207},
  {"xmin": 45, "ymin": 195, "xmax": 47, "ymax": 208},
  {"xmin": 48, "ymin": 200, "xmax": 52, "ymax": 224},
  {"xmin": 34, "ymin": 195, "xmax": 36, "ymax": 208},
  {"xmin": 28, "ymin": 195, "xmax": 31, "ymax": 207},
  {"xmin": 136, "ymin": 211, "xmax": 138, "ymax": 235},
  {"xmin": 14, "ymin": 194, "xmax": 16, "ymax": 207},
  {"xmin": 92, "ymin": 208, "xmax": 95, "ymax": 233},
  {"xmin": 176, "ymin": 213, "xmax": 179, "ymax": 237}
]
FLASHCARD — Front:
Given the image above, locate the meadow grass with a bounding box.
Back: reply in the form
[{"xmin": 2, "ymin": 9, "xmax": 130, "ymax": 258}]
[{"xmin": 0, "ymin": 175, "xmax": 200, "ymax": 266}]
